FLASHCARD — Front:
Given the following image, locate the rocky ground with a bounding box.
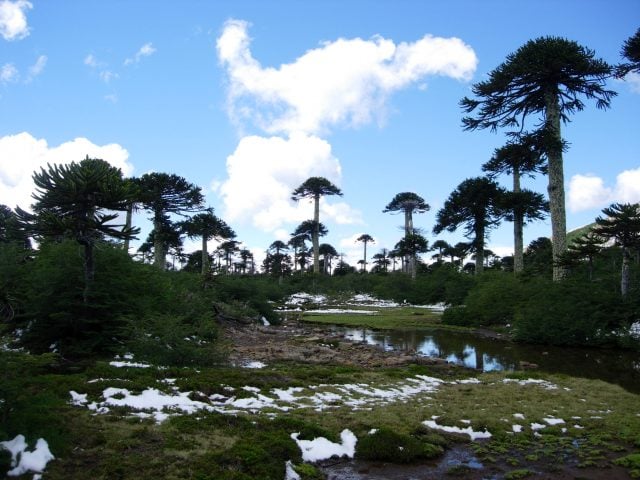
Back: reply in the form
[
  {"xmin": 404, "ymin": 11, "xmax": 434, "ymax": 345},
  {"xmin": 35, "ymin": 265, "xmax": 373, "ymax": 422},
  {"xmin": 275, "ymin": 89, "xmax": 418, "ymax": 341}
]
[{"xmin": 222, "ymin": 317, "xmax": 448, "ymax": 369}]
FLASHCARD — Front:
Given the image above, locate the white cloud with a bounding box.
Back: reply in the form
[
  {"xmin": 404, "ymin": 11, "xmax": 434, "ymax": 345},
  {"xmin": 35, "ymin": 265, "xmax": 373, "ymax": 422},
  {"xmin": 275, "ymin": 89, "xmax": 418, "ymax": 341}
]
[
  {"xmin": 26, "ymin": 54, "xmax": 46, "ymax": 81},
  {"xmin": 0, "ymin": 132, "xmax": 133, "ymax": 211},
  {"xmin": 568, "ymin": 168, "xmax": 640, "ymax": 212},
  {"xmin": 215, "ymin": 19, "xmax": 475, "ymax": 234},
  {"xmin": 624, "ymin": 72, "xmax": 640, "ymax": 94},
  {"xmin": 1, "ymin": 62, "xmax": 18, "ymax": 83},
  {"xmin": 124, "ymin": 42, "xmax": 156, "ymax": 66},
  {"xmin": 99, "ymin": 70, "xmax": 118, "ymax": 83},
  {"xmin": 218, "ymin": 133, "xmax": 360, "ymax": 232},
  {"xmin": 84, "ymin": 54, "xmax": 100, "ymax": 68},
  {"xmin": 0, "ymin": 0, "xmax": 31, "ymax": 41},
  {"xmin": 217, "ymin": 19, "xmax": 477, "ymax": 136}
]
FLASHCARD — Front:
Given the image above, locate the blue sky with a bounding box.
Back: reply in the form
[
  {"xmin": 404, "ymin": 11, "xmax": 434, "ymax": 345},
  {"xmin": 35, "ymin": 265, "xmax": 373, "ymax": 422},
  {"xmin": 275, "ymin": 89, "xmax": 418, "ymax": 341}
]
[{"xmin": 1, "ymin": 0, "xmax": 639, "ymax": 268}]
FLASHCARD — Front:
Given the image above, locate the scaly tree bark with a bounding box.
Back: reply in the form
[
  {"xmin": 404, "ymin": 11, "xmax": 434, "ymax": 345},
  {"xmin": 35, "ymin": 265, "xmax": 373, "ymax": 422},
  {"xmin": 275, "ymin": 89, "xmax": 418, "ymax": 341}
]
[{"xmin": 461, "ymin": 36, "xmax": 615, "ymax": 280}]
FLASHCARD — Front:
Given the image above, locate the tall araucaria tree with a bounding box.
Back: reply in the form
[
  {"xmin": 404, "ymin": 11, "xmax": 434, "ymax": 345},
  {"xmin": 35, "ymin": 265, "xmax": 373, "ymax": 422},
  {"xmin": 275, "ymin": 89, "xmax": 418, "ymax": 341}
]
[
  {"xmin": 291, "ymin": 177, "xmax": 342, "ymax": 274},
  {"xmin": 17, "ymin": 157, "xmax": 139, "ymax": 303},
  {"xmin": 356, "ymin": 234, "xmax": 374, "ymax": 273},
  {"xmin": 594, "ymin": 203, "xmax": 640, "ymax": 298},
  {"xmin": 383, "ymin": 192, "xmax": 430, "ymax": 277},
  {"xmin": 483, "ymin": 133, "xmax": 547, "ymax": 274},
  {"xmin": 137, "ymin": 173, "xmax": 205, "ymax": 270},
  {"xmin": 180, "ymin": 209, "xmax": 235, "ymax": 276},
  {"xmin": 433, "ymin": 177, "xmax": 506, "ymax": 275},
  {"xmin": 461, "ymin": 36, "xmax": 616, "ymax": 281},
  {"xmin": 394, "ymin": 233, "xmax": 429, "ymax": 279},
  {"xmin": 319, "ymin": 243, "xmax": 338, "ymax": 275}
]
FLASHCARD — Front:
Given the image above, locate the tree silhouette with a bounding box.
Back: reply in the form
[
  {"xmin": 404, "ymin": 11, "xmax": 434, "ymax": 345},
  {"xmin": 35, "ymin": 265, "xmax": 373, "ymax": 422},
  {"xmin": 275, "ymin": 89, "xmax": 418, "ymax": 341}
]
[
  {"xmin": 617, "ymin": 28, "xmax": 640, "ymax": 77},
  {"xmin": 461, "ymin": 36, "xmax": 615, "ymax": 280},
  {"xmin": 356, "ymin": 234, "xmax": 375, "ymax": 273},
  {"xmin": 594, "ymin": 203, "xmax": 640, "ymax": 297},
  {"xmin": 137, "ymin": 172, "xmax": 204, "ymax": 269},
  {"xmin": 319, "ymin": 243, "xmax": 338, "ymax": 275},
  {"xmin": 17, "ymin": 158, "xmax": 138, "ymax": 303},
  {"xmin": 483, "ymin": 133, "xmax": 547, "ymax": 273},
  {"xmin": 291, "ymin": 177, "xmax": 342, "ymax": 274},
  {"xmin": 383, "ymin": 192, "xmax": 429, "ymax": 276},
  {"xmin": 434, "ymin": 177, "xmax": 506, "ymax": 274},
  {"xmin": 180, "ymin": 209, "xmax": 235, "ymax": 276}
]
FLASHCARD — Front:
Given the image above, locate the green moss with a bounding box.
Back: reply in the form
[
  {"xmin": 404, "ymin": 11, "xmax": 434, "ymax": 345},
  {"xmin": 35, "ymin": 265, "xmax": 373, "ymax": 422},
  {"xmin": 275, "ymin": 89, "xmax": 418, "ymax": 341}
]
[
  {"xmin": 614, "ymin": 453, "xmax": 640, "ymax": 478},
  {"xmin": 356, "ymin": 428, "xmax": 443, "ymax": 463},
  {"xmin": 504, "ymin": 469, "xmax": 535, "ymax": 479}
]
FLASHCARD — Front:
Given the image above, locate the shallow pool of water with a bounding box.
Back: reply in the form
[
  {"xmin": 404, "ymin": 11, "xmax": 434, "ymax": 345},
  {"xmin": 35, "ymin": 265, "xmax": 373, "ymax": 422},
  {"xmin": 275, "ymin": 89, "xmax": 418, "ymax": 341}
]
[{"xmin": 339, "ymin": 327, "xmax": 640, "ymax": 393}]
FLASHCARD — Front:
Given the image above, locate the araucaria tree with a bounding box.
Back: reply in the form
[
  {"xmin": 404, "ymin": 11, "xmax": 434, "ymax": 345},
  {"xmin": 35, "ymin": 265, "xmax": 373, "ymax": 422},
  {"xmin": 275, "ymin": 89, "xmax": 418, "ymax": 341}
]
[
  {"xmin": 356, "ymin": 234, "xmax": 374, "ymax": 273},
  {"xmin": 483, "ymin": 133, "xmax": 547, "ymax": 274},
  {"xmin": 594, "ymin": 203, "xmax": 640, "ymax": 298},
  {"xmin": 433, "ymin": 177, "xmax": 505, "ymax": 275},
  {"xmin": 383, "ymin": 192, "xmax": 430, "ymax": 277},
  {"xmin": 461, "ymin": 36, "xmax": 616, "ymax": 281},
  {"xmin": 291, "ymin": 177, "xmax": 342, "ymax": 274},
  {"xmin": 180, "ymin": 209, "xmax": 235, "ymax": 276},
  {"xmin": 137, "ymin": 173, "xmax": 205, "ymax": 269},
  {"xmin": 17, "ymin": 157, "xmax": 139, "ymax": 303}
]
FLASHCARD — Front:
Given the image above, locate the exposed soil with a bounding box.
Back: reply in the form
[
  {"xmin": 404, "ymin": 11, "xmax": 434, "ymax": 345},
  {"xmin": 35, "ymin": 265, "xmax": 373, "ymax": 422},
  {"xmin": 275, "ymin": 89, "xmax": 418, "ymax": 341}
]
[
  {"xmin": 221, "ymin": 318, "xmax": 635, "ymax": 480},
  {"xmin": 222, "ymin": 317, "xmax": 451, "ymax": 369}
]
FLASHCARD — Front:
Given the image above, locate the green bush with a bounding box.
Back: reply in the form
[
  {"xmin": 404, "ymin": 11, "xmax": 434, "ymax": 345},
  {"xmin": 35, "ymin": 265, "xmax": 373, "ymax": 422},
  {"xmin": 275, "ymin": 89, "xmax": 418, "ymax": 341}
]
[
  {"xmin": 513, "ymin": 278, "xmax": 638, "ymax": 347},
  {"xmin": 442, "ymin": 272, "xmax": 525, "ymax": 327},
  {"xmin": 356, "ymin": 428, "xmax": 443, "ymax": 463}
]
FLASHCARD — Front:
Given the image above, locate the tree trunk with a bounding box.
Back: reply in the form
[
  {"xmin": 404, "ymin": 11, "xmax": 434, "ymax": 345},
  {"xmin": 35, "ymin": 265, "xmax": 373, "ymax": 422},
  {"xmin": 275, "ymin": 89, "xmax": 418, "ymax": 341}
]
[
  {"xmin": 544, "ymin": 91, "xmax": 567, "ymax": 281},
  {"xmin": 153, "ymin": 217, "xmax": 166, "ymax": 270},
  {"xmin": 313, "ymin": 194, "xmax": 320, "ymax": 274},
  {"xmin": 201, "ymin": 235, "xmax": 209, "ymax": 276},
  {"xmin": 621, "ymin": 246, "xmax": 631, "ymax": 297},
  {"xmin": 513, "ymin": 167, "xmax": 524, "ymax": 274},
  {"xmin": 363, "ymin": 241, "xmax": 368, "ymax": 273},
  {"xmin": 83, "ymin": 242, "xmax": 94, "ymax": 305},
  {"xmin": 123, "ymin": 203, "xmax": 133, "ymax": 253},
  {"xmin": 475, "ymin": 224, "xmax": 484, "ymax": 275},
  {"xmin": 405, "ymin": 210, "xmax": 414, "ymax": 276}
]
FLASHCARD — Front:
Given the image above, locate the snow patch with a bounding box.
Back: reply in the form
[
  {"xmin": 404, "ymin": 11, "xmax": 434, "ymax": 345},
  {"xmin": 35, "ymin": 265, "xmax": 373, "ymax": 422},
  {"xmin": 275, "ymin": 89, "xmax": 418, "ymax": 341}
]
[
  {"xmin": 0, "ymin": 435, "xmax": 54, "ymax": 477},
  {"xmin": 422, "ymin": 419, "xmax": 492, "ymax": 440},
  {"xmin": 291, "ymin": 429, "xmax": 357, "ymax": 462},
  {"xmin": 284, "ymin": 460, "xmax": 301, "ymax": 480}
]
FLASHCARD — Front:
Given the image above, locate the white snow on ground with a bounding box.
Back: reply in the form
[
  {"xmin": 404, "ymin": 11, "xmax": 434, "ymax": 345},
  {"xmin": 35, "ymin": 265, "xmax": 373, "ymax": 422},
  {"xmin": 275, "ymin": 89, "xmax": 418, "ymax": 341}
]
[
  {"xmin": 69, "ymin": 390, "xmax": 88, "ymax": 406},
  {"xmin": 630, "ymin": 321, "xmax": 640, "ymax": 339},
  {"xmin": 284, "ymin": 460, "xmax": 301, "ymax": 480},
  {"xmin": 243, "ymin": 361, "xmax": 267, "ymax": 369},
  {"xmin": 422, "ymin": 419, "xmax": 492, "ymax": 441},
  {"xmin": 513, "ymin": 413, "xmax": 525, "ymax": 420},
  {"xmin": 530, "ymin": 423, "xmax": 546, "ymax": 431},
  {"xmin": 285, "ymin": 293, "xmax": 327, "ymax": 305},
  {"xmin": 502, "ymin": 378, "xmax": 558, "ymax": 390},
  {"xmin": 0, "ymin": 434, "xmax": 54, "ymax": 477},
  {"xmin": 512, "ymin": 425, "xmax": 523, "ymax": 433},
  {"xmin": 305, "ymin": 309, "xmax": 378, "ymax": 315},
  {"xmin": 109, "ymin": 360, "xmax": 151, "ymax": 368},
  {"xmin": 291, "ymin": 429, "xmax": 357, "ymax": 462},
  {"xmin": 543, "ymin": 417, "xmax": 565, "ymax": 426}
]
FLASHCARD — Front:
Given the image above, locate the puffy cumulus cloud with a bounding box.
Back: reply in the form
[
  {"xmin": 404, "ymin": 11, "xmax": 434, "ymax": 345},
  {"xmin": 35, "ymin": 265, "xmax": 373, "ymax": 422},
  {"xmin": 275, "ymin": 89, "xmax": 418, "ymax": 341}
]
[
  {"xmin": 568, "ymin": 168, "xmax": 640, "ymax": 212},
  {"xmin": 0, "ymin": 132, "xmax": 133, "ymax": 211},
  {"xmin": 218, "ymin": 133, "xmax": 361, "ymax": 231},
  {"xmin": 124, "ymin": 42, "xmax": 156, "ymax": 66},
  {"xmin": 216, "ymin": 19, "xmax": 477, "ymax": 135},
  {"xmin": 0, "ymin": 0, "xmax": 31, "ymax": 41}
]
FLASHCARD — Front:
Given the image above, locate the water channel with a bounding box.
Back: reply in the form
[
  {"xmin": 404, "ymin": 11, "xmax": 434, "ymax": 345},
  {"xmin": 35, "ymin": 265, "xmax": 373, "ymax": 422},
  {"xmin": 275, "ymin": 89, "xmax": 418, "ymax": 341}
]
[{"xmin": 337, "ymin": 327, "xmax": 640, "ymax": 393}]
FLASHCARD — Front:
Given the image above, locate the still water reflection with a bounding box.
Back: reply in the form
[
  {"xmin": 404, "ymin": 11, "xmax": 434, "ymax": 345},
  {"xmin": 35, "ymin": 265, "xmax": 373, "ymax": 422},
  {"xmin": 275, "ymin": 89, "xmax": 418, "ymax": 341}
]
[{"xmin": 339, "ymin": 327, "xmax": 640, "ymax": 393}]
